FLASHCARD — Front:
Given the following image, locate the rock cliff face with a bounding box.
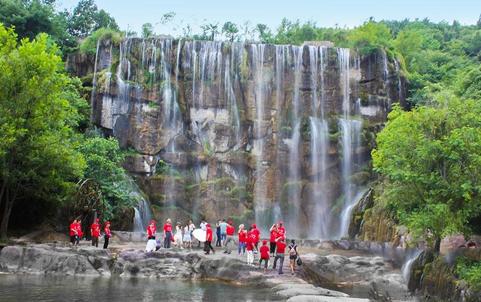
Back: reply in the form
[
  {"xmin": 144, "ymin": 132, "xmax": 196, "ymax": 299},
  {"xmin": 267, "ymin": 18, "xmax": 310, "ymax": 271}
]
[{"xmin": 70, "ymin": 38, "xmax": 404, "ymax": 237}]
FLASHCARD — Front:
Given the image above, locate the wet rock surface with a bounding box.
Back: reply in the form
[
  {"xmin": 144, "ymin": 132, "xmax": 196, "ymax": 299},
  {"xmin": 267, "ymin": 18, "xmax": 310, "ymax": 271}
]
[{"xmin": 0, "ymin": 242, "xmax": 414, "ymax": 301}]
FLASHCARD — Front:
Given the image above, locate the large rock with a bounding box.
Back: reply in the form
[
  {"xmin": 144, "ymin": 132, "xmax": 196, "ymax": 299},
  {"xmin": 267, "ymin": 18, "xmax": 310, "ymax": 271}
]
[{"xmin": 287, "ymin": 296, "xmax": 369, "ymax": 302}]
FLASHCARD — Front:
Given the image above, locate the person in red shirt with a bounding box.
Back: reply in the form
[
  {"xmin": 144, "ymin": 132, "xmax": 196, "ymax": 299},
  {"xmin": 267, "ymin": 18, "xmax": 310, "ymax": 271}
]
[
  {"xmin": 69, "ymin": 219, "xmax": 78, "ymax": 248},
  {"xmin": 223, "ymin": 221, "xmax": 236, "ymax": 254},
  {"xmin": 277, "ymin": 221, "xmax": 286, "ymax": 240},
  {"xmin": 204, "ymin": 223, "xmax": 215, "ymax": 254},
  {"xmin": 75, "ymin": 221, "xmax": 83, "ymax": 246},
  {"xmin": 246, "ymin": 227, "xmax": 255, "ymax": 265},
  {"xmin": 269, "ymin": 223, "xmax": 278, "ymax": 257},
  {"xmin": 90, "ymin": 218, "xmax": 101, "ymax": 248},
  {"xmin": 259, "ymin": 240, "xmax": 270, "ymax": 274},
  {"xmin": 252, "ymin": 224, "xmax": 261, "ymax": 249},
  {"xmin": 147, "ymin": 220, "xmax": 156, "ymax": 239},
  {"xmin": 273, "ymin": 237, "xmax": 287, "ymax": 274},
  {"xmin": 238, "ymin": 224, "xmax": 247, "ymax": 256},
  {"xmin": 103, "ymin": 221, "xmax": 111, "ymax": 249},
  {"xmin": 163, "ymin": 218, "xmax": 172, "ymax": 248}
]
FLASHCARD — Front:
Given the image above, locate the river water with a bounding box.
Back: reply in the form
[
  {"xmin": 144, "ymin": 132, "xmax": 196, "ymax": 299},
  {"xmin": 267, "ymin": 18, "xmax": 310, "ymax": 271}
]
[{"xmin": 0, "ymin": 274, "xmax": 284, "ymax": 302}]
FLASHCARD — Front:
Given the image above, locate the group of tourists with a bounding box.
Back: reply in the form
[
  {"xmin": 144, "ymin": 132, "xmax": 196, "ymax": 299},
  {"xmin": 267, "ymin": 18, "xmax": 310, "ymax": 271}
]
[
  {"xmin": 69, "ymin": 218, "xmax": 111, "ymax": 249},
  {"xmin": 146, "ymin": 218, "xmax": 302, "ymax": 275}
]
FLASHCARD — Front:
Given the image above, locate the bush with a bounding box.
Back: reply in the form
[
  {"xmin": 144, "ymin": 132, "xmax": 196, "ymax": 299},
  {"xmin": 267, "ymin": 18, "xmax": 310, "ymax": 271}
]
[{"xmin": 79, "ymin": 27, "xmax": 123, "ymax": 55}]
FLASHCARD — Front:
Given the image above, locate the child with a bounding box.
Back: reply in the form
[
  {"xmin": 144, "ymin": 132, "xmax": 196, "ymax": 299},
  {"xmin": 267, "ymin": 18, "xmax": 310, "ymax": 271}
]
[{"xmin": 259, "ymin": 240, "xmax": 270, "ymax": 274}]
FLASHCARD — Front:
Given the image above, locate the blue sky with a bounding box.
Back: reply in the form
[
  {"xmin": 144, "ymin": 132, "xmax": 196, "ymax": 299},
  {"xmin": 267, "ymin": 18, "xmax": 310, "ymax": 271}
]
[{"xmin": 56, "ymin": 0, "xmax": 481, "ymax": 37}]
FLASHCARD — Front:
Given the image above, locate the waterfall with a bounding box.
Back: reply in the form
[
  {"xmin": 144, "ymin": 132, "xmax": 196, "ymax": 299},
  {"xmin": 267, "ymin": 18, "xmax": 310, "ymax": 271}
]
[
  {"xmin": 394, "ymin": 58, "xmax": 403, "ymax": 104},
  {"xmin": 87, "ymin": 39, "xmax": 401, "ymax": 239},
  {"xmin": 401, "ymin": 249, "xmax": 423, "ymax": 284},
  {"xmin": 381, "ymin": 49, "xmax": 391, "ymax": 109},
  {"xmin": 338, "ymin": 189, "xmax": 367, "ymax": 238},
  {"xmin": 126, "ymin": 175, "xmax": 153, "ymax": 232},
  {"xmin": 309, "ymin": 117, "xmax": 330, "ymax": 239},
  {"xmin": 90, "ymin": 39, "xmax": 101, "ymax": 122},
  {"xmin": 337, "ymin": 48, "xmax": 364, "ymax": 239}
]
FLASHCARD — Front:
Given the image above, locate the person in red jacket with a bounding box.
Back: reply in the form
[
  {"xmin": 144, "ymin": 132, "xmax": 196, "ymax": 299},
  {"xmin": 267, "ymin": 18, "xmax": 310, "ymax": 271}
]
[
  {"xmin": 204, "ymin": 223, "xmax": 215, "ymax": 254},
  {"xmin": 259, "ymin": 240, "xmax": 270, "ymax": 274},
  {"xmin": 223, "ymin": 221, "xmax": 236, "ymax": 254},
  {"xmin": 69, "ymin": 219, "xmax": 78, "ymax": 248},
  {"xmin": 277, "ymin": 221, "xmax": 286, "ymax": 240},
  {"xmin": 147, "ymin": 220, "xmax": 156, "ymax": 239},
  {"xmin": 269, "ymin": 223, "xmax": 278, "ymax": 257},
  {"xmin": 90, "ymin": 218, "xmax": 101, "ymax": 247},
  {"xmin": 238, "ymin": 224, "xmax": 247, "ymax": 256},
  {"xmin": 163, "ymin": 218, "xmax": 172, "ymax": 248},
  {"xmin": 246, "ymin": 227, "xmax": 255, "ymax": 265},
  {"xmin": 103, "ymin": 221, "xmax": 111, "ymax": 249},
  {"xmin": 273, "ymin": 237, "xmax": 287, "ymax": 274},
  {"xmin": 252, "ymin": 224, "xmax": 261, "ymax": 249}
]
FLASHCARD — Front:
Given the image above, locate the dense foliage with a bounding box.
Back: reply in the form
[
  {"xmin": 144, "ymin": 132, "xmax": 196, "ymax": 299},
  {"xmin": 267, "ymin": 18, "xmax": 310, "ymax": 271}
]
[
  {"xmin": 0, "ymin": 25, "xmax": 85, "ymax": 237},
  {"xmin": 372, "ymin": 97, "xmax": 481, "ymax": 250}
]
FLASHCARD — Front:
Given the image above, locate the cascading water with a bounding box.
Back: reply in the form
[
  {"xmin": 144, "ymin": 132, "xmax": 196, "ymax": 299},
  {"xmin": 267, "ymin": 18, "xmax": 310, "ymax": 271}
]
[
  {"xmin": 88, "ymin": 38, "xmax": 402, "ymax": 239},
  {"xmin": 337, "ymin": 48, "xmax": 364, "ymax": 239},
  {"xmin": 126, "ymin": 175, "xmax": 153, "ymax": 232},
  {"xmin": 401, "ymin": 249, "xmax": 423, "ymax": 284}
]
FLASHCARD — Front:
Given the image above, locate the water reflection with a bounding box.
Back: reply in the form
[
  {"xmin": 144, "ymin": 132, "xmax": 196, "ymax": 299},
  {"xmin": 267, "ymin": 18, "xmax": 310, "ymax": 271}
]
[{"xmin": 0, "ymin": 274, "xmax": 283, "ymax": 302}]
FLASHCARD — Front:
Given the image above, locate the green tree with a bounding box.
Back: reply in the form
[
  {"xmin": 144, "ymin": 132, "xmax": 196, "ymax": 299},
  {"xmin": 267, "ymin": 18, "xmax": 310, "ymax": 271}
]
[
  {"xmin": 0, "ymin": 25, "xmax": 86, "ymax": 238},
  {"xmin": 222, "ymin": 21, "xmax": 239, "ymax": 42},
  {"xmin": 372, "ymin": 96, "xmax": 481, "ymax": 251},
  {"xmin": 348, "ymin": 21, "xmax": 393, "ymax": 55},
  {"xmin": 77, "ymin": 136, "xmax": 132, "ymax": 219},
  {"xmin": 67, "ymin": 0, "xmax": 118, "ymax": 37},
  {"xmin": 141, "ymin": 22, "xmax": 154, "ymax": 38}
]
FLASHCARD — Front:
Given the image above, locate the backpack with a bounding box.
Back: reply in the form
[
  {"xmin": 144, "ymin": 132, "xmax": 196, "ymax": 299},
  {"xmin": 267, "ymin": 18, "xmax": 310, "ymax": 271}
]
[{"xmin": 289, "ymin": 244, "xmax": 297, "ymax": 256}]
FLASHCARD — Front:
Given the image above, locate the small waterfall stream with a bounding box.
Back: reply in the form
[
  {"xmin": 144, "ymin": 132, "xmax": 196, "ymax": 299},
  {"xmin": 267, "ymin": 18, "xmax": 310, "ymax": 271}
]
[{"xmin": 126, "ymin": 175, "xmax": 153, "ymax": 232}]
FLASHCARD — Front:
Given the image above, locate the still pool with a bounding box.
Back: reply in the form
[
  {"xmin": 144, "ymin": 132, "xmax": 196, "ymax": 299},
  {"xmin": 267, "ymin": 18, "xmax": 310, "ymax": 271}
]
[{"xmin": 0, "ymin": 274, "xmax": 285, "ymax": 302}]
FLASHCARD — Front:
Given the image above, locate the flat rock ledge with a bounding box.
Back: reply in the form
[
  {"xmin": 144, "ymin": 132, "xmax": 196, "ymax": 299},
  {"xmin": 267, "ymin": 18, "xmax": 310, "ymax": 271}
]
[{"xmin": 0, "ymin": 244, "xmax": 374, "ymax": 301}]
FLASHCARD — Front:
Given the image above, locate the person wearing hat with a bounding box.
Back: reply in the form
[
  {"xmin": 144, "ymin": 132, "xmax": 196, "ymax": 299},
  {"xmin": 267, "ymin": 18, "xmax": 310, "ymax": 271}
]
[
  {"xmin": 259, "ymin": 240, "xmax": 270, "ymax": 274},
  {"xmin": 269, "ymin": 223, "xmax": 278, "ymax": 257},
  {"xmin": 163, "ymin": 218, "xmax": 173, "ymax": 249},
  {"xmin": 223, "ymin": 221, "xmax": 236, "ymax": 254},
  {"xmin": 90, "ymin": 218, "xmax": 101, "ymax": 248},
  {"xmin": 252, "ymin": 224, "xmax": 261, "ymax": 250},
  {"xmin": 103, "ymin": 221, "xmax": 111, "ymax": 249},
  {"xmin": 147, "ymin": 220, "xmax": 156, "ymax": 240},
  {"xmin": 277, "ymin": 221, "xmax": 286, "ymax": 240},
  {"xmin": 204, "ymin": 223, "xmax": 215, "ymax": 254},
  {"xmin": 174, "ymin": 222, "xmax": 184, "ymax": 249}
]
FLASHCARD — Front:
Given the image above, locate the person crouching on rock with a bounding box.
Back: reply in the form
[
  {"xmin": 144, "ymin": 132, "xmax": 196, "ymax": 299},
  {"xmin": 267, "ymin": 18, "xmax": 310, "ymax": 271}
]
[
  {"xmin": 246, "ymin": 227, "xmax": 255, "ymax": 265},
  {"xmin": 273, "ymin": 237, "xmax": 286, "ymax": 274},
  {"xmin": 145, "ymin": 220, "xmax": 157, "ymax": 252},
  {"xmin": 90, "ymin": 218, "xmax": 101, "ymax": 248},
  {"xmin": 204, "ymin": 223, "xmax": 215, "ymax": 254},
  {"xmin": 163, "ymin": 218, "xmax": 172, "ymax": 248},
  {"xmin": 69, "ymin": 219, "xmax": 78, "ymax": 248},
  {"xmin": 103, "ymin": 221, "xmax": 111, "ymax": 249},
  {"xmin": 259, "ymin": 240, "xmax": 270, "ymax": 274}
]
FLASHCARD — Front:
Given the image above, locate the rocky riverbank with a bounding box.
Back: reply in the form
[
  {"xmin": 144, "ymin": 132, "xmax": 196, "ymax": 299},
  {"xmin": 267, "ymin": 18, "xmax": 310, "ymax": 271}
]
[{"xmin": 0, "ymin": 241, "xmax": 415, "ymax": 301}]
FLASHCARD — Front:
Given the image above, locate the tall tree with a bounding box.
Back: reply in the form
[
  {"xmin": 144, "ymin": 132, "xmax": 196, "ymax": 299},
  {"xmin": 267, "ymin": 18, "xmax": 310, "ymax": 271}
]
[
  {"xmin": 67, "ymin": 0, "xmax": 118, "ymax": 37},
  {"xmin": 0, "ymin": 25, "xmax": 86, "ymax": 237}
]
